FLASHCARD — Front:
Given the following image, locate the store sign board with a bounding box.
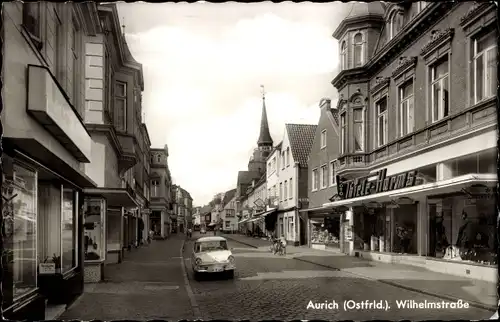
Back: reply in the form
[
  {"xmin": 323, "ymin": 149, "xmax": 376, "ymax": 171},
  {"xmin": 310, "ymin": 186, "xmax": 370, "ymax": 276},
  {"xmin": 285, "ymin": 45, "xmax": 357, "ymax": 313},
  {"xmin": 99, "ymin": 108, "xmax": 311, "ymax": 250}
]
[
  {"xmin": 39, "ymin": 263, "xmax": 56, "ymax": 274},
  {"xmin": 344, "ymin": 226, "xmax": 353, "ymax": 241},
  {"xmin": 335, "ymin": 168, "xmax": 418, "ymax": 200}
]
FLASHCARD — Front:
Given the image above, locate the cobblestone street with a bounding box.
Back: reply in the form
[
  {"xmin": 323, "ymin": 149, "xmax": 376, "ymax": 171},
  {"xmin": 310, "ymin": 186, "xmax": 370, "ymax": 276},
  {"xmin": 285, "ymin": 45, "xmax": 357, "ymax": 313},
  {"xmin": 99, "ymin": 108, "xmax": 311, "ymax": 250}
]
[
  {"xmin": 60, "ymin": 234, "xmax": 196, "ymax": 321},
  {"xmin": 185, "ymin": 233, "xmax": 494, "ymax": 321}
]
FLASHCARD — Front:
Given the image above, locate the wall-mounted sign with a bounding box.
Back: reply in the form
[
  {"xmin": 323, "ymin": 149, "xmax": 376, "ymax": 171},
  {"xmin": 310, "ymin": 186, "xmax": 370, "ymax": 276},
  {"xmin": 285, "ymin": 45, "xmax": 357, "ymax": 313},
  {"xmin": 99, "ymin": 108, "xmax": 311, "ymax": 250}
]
[
  {"xmin": 344, "ymin": 226, "xmax": 353, "ymax": 241},
  {"xmin": 335, "ymin": 168, "xmax": 418, "ymax": 200},
  {"xmin": 39, "ymin": 263, "xmax": 56, "ymax": 275}
]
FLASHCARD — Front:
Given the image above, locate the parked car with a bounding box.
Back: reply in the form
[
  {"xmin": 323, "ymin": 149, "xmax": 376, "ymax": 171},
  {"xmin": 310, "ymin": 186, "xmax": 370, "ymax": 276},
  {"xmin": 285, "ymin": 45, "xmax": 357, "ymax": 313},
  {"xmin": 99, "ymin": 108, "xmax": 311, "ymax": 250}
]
[
  {"xmin": 200, "ymin": 227, "xmax": 206, "ymax": 234},
  {"xmin": 191, "ymin": 236, "xmax": 235, "ymax": 280}
]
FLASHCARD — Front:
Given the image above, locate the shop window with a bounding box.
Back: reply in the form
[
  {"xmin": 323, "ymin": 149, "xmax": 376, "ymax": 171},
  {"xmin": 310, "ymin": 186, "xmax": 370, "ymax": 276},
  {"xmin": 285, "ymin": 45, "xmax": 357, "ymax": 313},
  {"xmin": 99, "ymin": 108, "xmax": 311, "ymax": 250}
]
[
  {"xmin": 471, "ymin": 27, "xmax": 497, "ymax": 105},
  {"xmin": 353, "ymin": 207, "xmax": 391, "ymax": 252},
  {"xmin": 446, "ymin": 149, "xmax": 497, "ymax": 177},
  {"xmin": 428, "ymin": 195, "xmax": 496, "ymax": 265},
  {"xmin": 392, "ymin": 204, "xmax": 418, "ymax": 254},
  {"xmin": 62, "ymin": 188, "xmax": 78, "ymax": 272},
  {"xmin": 399, "ymin": 80, "xmax": 415, "ymax": 136},
  {"xmin": 2, "ymin": 162, "xmax": 38, "ymax": 302},
  {"xmin": 310, "ymin": 217, "xmax": 340, "ymax": 248},
  {"xmin": 353, "ymin": 108, "xmax": 364, "ymax": 151},
  {"xmin": 38, "ymin": 183, "xmax": 61, "ymax": 272},
  {"xmin": 84, "ymin": 198, "xmax": 106, "ymax": 261},
  {"xmin": 430, "ymin": 55, "xmax": 449, "ymax": 122}
]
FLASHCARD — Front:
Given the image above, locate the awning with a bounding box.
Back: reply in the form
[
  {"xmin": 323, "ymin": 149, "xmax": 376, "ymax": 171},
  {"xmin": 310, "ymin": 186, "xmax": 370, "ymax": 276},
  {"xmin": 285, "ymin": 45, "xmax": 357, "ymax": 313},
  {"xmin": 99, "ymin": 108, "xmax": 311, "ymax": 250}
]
[
  {"xmin": 83, "ymin": 187, "xmax": 138, "ymax": 208},
  {"xmin": 238, "ymin": 218, "xmax": 249, "ymax": 224},
  {"xmin": 208, "ymin": 222, "xmax": 216, "ymax": 227},
  {"xmin": 247, "ymin": 209, "xmax": 277, "ymax": 223},
  {"xmin": 322, "ymin": 174, "xmax": 497, "ymax": 208},
  {"xmin": 299, "ymin": 205, "xmax": 332, "ymax": 213}
]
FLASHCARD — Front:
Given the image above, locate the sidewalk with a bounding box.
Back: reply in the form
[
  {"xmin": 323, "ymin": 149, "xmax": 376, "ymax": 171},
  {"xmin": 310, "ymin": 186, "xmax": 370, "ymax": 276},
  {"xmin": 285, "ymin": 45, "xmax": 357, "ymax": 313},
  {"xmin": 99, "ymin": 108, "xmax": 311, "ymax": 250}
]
[
  {"xmin": 221, "ymin": 233, "xmax": 498, "ymax": 311},
  {"xmin": 59, "ymin": 235, "xmax": 199, "ymax": 320}
]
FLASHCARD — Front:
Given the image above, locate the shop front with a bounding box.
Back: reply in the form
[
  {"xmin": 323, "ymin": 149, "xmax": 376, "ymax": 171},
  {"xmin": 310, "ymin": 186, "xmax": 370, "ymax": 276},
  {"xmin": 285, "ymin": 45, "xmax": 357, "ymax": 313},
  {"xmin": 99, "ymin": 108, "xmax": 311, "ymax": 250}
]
[
  {"xmin": 2, "ymin": 150, "xmax": 94, "ymax": 319},
  {"xmin": 1, "ymin": 64, "xmax": 96, "ymax": 319},
  {"xmin": 324, "ymin": 150, "xmax": 497, "ymax": 282},
  {"xmin": 276, "ymin": 208, "xmax": 300, "ymax": 246},
  {"xmin": 306, "ymin": 210, "xmax": 341, "ymax": 251},
  {"xmin": 82, "ymin": 188, "xmax": 137, "ymax": 281}
]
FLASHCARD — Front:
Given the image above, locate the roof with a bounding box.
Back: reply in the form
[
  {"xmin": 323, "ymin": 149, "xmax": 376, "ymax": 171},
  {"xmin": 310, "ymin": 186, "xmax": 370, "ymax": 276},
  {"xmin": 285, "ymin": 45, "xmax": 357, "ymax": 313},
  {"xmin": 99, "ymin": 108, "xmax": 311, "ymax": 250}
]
[
  {"xmin": 222, "ymin": 189, "xmax": 237, "ymax": 206},
  {"xmin": 285, "ymin": 124, "xmax": 318, "ymax": 168},
  {"xmin": 237, "ymin": 170, "xmax": 262, "ymax": 185},
  {"xmin": 257, "ymin": 97, "xmax": 273, "ymax": 147},
  {"xmin": 345, "ymin": 2, "xmax": 385, "ymax": 19},
  {"xmin": 195, "ymin": 236, "xmax": 227, "ymax": 243},
  {"xmin": 200, "ymin": 205, "xmax": 212, "ymax": 215}
]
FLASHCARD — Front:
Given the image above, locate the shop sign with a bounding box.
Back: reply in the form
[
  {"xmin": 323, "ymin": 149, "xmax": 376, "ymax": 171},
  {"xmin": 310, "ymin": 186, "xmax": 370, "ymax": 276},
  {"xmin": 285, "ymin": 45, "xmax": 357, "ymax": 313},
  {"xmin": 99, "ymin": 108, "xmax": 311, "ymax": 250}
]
[
  {"xmin": 344, "ymin": 226, "xmax": 353, "ymax": 241},
  {"xmin": 335, "ymin": 168, "xmax": 418, "ymax": 200},
  {"xmin": 39, "ymin": 263, "xmax": 56, "ymax": 275}
]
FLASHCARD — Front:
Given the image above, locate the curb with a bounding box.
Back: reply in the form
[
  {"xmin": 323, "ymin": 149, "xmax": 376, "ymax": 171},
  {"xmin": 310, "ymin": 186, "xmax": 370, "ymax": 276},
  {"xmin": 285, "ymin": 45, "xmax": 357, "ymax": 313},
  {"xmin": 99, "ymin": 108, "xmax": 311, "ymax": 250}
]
[
  {"xmin": 225, "ymin": 234, "xmax": 497, "ymax": 313},
  {"xmin": 180, "ymin": 239, "xmax": 203, "ymax": 320},
  {"xmin": 222, "ymin": 235, "xmax": 259, "ymax": 249},
  {"xmin": 293, "ymin": 257, "xmax": 497, "ymax": 312}
]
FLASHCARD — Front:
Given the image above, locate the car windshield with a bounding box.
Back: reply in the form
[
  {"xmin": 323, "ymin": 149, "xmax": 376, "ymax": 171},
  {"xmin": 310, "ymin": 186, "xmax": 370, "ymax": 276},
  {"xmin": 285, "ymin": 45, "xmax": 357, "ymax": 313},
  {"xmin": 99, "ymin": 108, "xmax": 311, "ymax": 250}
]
[{"xmin": 195, "ymin": 240, "xmax": 228, "ymax": 253}]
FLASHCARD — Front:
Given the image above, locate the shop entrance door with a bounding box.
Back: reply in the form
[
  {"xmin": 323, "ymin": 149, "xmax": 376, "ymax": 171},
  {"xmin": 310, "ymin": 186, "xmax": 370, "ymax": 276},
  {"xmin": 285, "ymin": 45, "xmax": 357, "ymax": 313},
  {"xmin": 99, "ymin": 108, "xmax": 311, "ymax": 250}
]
[{"xmin": 299, "ymin": 216, "xmax": 307, "ymax": 245}]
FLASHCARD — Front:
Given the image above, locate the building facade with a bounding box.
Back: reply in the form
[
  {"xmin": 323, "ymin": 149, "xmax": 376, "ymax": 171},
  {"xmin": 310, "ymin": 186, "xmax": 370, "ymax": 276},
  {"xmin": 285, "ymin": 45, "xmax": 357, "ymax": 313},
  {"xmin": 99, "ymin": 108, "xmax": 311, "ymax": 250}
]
[
  {"xmin": 272, "ymin": 124, "xmax": 317, "ymax": 246},
  {"xmin": 2, "ymin": 2, "xmax": 100, "ymax": 319},
  {"xmin": 324, "ymin": 2, "xmax": 497, "ymax": 282},
  {"xmin": 220, "ymin": 189, "xmax": 237, "ymax": 233},
  {"xmin": 79, "ymin": 3, "xmax": 152, "ymax": 282},
  {"xmin": 172, "ymin": 185, "xmax": 193, "ymax": 232},
  {"xmin": 304, "ymin": 98, "xmax": 343, "ymax": 251},
  {"xmin": 239, "ymin": 176, "xmax": 268, "ymax": 235},
  {"xmin": 149, "ymin": 145, "xmax": 173, "ymax": 239}
]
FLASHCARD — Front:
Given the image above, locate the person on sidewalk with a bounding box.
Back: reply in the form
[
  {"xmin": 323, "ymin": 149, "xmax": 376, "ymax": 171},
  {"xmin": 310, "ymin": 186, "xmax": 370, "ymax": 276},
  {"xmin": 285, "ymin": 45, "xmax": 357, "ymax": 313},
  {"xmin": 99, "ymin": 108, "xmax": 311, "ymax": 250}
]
[{"xmin": 280, "ymin": 235, "xmax": 287, "ymax": 255}]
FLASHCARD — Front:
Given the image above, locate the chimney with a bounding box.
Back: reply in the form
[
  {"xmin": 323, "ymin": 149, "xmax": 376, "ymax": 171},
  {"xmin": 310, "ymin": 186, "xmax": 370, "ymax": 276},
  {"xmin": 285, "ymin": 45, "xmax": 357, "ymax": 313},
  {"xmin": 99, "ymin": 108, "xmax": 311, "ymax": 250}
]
[{"xmin": 319, "ymin": 98, "xmax": 331, "ymax": 110}]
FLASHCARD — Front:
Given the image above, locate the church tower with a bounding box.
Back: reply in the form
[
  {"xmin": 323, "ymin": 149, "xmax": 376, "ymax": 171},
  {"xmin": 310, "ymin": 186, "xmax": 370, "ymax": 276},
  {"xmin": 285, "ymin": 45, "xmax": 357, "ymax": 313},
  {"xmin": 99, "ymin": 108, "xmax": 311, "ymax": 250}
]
[{"xmin": 248, "ymin": 86, "xmax": 273, "ymax": 173}]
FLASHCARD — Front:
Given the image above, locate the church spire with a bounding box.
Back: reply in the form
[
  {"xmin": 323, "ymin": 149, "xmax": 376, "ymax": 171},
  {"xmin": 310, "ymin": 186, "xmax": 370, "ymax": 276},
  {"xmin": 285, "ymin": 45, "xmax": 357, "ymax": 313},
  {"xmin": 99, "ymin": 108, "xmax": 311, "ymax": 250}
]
[{"xmin": 257, "ymin": 85, "xmax": 273, "ymax": 147}]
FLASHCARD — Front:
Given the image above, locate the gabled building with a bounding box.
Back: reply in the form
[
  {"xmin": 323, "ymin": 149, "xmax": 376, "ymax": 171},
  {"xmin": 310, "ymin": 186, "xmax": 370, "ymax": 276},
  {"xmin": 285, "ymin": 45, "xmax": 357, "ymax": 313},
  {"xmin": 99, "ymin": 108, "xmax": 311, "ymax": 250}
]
[
  {"xmin": 149, "ymin": 144, "xmax": 173, "ymax": 239},
  {"xmin": 323, "ymin": 2, "xmax": 497, "ymax": 282},
  {"xmin": 271, "ymin": 124, "xmax": 317, "ymax": 245},
  {"xmin": 172, "ymin": 185, "xmax": 193, "ymax": 232},
  {"xmin": 302, "ymin": 98, "xmax": 343, "ymax": 251},
  {"xmin": 220, "ymin": 189, "xmax": 237, "ymax": 233}
]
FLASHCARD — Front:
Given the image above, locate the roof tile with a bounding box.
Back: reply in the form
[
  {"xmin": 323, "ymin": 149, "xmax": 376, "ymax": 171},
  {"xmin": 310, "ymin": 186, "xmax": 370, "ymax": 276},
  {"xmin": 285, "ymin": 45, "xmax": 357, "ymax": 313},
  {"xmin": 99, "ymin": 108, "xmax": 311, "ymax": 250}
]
[{"xmin": 285, "ymin": 123, "xmax": 318, "ymax": 168}]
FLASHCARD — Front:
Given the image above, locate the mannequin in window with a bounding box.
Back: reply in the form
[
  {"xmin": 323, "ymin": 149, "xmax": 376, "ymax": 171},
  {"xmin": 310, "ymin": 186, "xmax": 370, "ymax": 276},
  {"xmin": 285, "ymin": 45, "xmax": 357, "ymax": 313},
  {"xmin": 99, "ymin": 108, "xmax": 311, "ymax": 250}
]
[{"xmin": 456, "ymin": 210, "xmax": 471, "ymax": 249}]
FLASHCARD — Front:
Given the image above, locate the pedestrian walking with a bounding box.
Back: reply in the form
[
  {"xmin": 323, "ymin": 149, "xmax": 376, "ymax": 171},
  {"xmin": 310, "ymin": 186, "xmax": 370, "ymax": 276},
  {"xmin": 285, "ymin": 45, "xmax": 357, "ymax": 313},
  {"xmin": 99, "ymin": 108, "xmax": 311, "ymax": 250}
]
[
  {"xmin": 280, "ymin": 235, "xmax": 287, "ymax": 255},
  {"xmin": 148, "ymin": 229, "xmax": 154, "ymax": 244}
]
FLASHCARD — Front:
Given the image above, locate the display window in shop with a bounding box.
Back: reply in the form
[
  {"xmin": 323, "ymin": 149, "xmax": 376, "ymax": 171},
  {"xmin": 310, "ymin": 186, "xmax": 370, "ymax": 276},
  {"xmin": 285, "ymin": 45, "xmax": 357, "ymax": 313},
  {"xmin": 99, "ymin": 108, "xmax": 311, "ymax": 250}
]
[
  {"xmin": 84, "ymin": 198, "xmax": 106, "ymax": 261},
  {"xmin": 310, "ymin": 217, "xmax": 340, "ymax": 247},
  {"xmin": 2, "ymin": 157, "xmax": 81, "ymax": 308},
  {"xmin": 2, "ymin": 162, "xmax": 38, "ymax": 304},
  {"xmin": 38, "ymin": 184, "xmax": 79, "ymax": 274},
  {"xmin": 428, "ymin": 194, "xmax": 497, "ymax": 265}
]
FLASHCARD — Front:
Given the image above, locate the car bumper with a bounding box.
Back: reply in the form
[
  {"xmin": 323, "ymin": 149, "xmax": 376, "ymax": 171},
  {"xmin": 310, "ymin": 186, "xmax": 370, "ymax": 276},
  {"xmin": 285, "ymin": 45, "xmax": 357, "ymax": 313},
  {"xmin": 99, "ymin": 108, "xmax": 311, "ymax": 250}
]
[{"xmin": 193, "ymin": 263, "xmax": 235, "ymax": 273}]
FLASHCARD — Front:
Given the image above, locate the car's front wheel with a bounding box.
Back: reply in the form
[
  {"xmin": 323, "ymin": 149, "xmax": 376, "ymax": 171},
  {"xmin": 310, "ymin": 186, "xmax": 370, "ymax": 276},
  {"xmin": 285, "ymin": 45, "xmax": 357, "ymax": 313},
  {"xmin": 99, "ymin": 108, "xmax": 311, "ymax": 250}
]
[{"xmin": 193, "ymin": 271, "xmax": 201, "ymax": 281}]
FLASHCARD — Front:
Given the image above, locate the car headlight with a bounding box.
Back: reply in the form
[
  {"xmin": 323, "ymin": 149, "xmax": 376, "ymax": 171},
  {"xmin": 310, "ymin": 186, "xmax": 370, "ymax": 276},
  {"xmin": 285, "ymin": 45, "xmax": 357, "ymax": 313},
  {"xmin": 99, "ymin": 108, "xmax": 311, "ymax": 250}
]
[
  {"xmin": 195, "ymin": 258, "xmax": 202, "ymax": 265},
  {"xmin": 228, "ymin": 256, "xmax": 235, "ymax": 264}
]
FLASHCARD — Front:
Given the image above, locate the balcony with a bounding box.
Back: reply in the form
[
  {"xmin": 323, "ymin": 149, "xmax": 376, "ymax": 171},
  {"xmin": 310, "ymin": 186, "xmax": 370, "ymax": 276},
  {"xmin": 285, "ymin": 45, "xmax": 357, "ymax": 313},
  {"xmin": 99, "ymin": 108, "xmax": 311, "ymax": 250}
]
[
  {"xmin": 26, "ymin": 65, "xmax": 92, "ymax": 163},
  {"xmin": 117, "ymin": 134, "xmax": 138, "ymax": 173},
  {"xmin": 336, "ymin": 98, "xmax": 496, "ymax": 173}
]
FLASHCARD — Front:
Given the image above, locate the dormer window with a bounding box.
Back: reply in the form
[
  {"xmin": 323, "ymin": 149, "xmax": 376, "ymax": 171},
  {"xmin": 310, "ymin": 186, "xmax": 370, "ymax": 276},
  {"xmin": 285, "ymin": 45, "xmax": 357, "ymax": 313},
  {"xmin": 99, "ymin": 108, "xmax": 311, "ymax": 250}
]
[
  {"xmin": 388, "ymin": 10, "xmax": 404, "ymax": 40},
  {"xmin": 340, "ymin": 41, "xmax": 347, "ymax": 70},
  {"xmin": 353, "ymin": 33, "xmax": 364, "ymax": 67}
]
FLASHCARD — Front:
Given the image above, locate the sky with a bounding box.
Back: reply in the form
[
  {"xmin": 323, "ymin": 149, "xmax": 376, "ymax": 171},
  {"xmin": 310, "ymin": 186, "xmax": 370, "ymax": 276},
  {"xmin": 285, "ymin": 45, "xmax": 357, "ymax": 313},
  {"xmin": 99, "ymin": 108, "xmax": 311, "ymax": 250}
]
[{"xmin": 117, "ymin": 1, "xmax": 350, "ymax": 206}]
